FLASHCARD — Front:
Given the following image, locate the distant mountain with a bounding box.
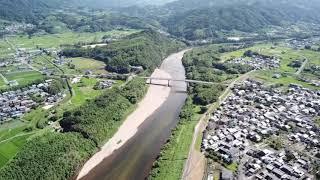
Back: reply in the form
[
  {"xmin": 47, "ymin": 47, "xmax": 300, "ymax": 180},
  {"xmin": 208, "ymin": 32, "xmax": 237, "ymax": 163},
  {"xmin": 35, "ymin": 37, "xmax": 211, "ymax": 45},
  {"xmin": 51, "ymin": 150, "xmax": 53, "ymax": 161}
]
[
  {"xmin": 2, "ymin": 0, "xmax": 320, "ymax": 41},
  {"xmin": 159, "ymin": 0, "xmax": 320, "ymax": 40},
  {"xmin": 91, "ymin": 0, "xmax": 175, "ymax": 7},
  {"xmin": 0, "ymin": 0, "xmax": 174, "ymax": 22}
]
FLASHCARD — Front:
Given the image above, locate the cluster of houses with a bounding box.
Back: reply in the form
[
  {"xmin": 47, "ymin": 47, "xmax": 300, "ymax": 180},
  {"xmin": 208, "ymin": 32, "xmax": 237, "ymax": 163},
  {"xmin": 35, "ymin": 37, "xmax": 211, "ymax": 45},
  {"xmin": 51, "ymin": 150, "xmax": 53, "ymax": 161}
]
[
  {"xmin": 202, "ymin": 79, "xmax": 320, "ymax": 179},
  {"xmin": 94, "ymin": 80, "xmax": 115, "ymax": 89},
  {"xmin": 229, "ymin": 55, "xmax": 280, "ymax": 70},
  {"xmin": 244, "ymin": 148, "xmax": 314, "ymax": 180},
  {"xmin": 0, "ymin": 79, "xmax": 63, "ymax": 123},
  {"xmin": 286, "ymin": 38, "xmax": 319, "ymax": 50},
  {"xmin": 298, "ymin": 77, "xmax": 320, "ymax": 87},
  {"xmin": 2, "ymin": 23, "xmax": 34, "ymax": 34}
]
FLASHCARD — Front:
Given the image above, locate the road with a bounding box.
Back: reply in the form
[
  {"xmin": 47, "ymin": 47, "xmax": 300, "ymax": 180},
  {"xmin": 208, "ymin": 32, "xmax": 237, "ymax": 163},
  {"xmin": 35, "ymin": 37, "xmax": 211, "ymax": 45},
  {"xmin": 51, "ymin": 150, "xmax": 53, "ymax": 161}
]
[
  {"xmin": 139, "ymin": 77, "xmax": 229, "ymax": 86},
  {"xmin": 295, "ymin": 58, "xmax": 308, "ymax": 75},
  {"xmin": 181, "ymin": 71, "xmax": 255, "ymax": 180},
  {"xmin": 0, "ymin": 73, "xmax": 9, "ymax": 84}
]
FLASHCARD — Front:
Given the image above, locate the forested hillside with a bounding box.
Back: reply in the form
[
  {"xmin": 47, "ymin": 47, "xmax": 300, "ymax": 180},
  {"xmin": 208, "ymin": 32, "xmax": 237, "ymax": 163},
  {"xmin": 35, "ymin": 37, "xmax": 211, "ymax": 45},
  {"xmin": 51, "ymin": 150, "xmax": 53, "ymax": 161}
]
[
  {"xmin": 2, "ymin": 0, "xmax": 320, "ymax": 40},
  {"xmin": 161, "ymin": 0, "xmax": 320, "ymax": 40},
  {"xmin": 61, "ymin": 30, "xmax": 185, "ymax": 73}
]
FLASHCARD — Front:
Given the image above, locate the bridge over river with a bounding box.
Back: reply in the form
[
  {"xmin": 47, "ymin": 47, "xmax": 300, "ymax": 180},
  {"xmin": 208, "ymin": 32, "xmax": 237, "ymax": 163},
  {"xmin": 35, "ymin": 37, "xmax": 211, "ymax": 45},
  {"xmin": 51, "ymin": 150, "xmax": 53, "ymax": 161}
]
[{"xmin": 138, "ymin": 76, "xmax": 229, "ymax": 87}]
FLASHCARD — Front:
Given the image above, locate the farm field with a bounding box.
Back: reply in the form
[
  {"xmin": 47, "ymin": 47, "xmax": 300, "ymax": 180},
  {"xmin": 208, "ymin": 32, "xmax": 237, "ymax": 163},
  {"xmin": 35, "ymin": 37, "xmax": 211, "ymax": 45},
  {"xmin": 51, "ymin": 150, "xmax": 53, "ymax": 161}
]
[
  {"xmin": 32, "ymin": 55, "xmax": 58, "ymax": 71},
  {"xmin": 68, "ymin": 57, "xmax": 106, "ymax": 74},
  {"xmin": 0, "ymin": 123, "xmax": 36, "ymax": 168},
  {"xmin": 0, "ymin": 78, "xmax": 6, "ymax": 87},
  {"xmin": 0, "ymin": 39, "xmax": 14, "ymax": 58},
  {"xmin": 0, "ymin": 134, "xmax": 33, "ymax": 167},
  {"xmin": 4, "ymin": 71, "xmax": 44, "ymax": 86},
  {"xmin": 6, "ymin": 29, "xmax": 139, "ymax": 51}
]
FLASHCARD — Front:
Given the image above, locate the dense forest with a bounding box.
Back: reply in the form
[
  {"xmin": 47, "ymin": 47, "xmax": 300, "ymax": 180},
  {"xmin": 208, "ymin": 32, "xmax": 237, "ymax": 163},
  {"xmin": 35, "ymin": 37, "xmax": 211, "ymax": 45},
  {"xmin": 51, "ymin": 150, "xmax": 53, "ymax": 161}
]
[
  {"xmin": 0, "ymin": 132, "xmax": 96, "ymax": 180},
  {"xmin": 61, "ymin": 30, "xmax": 185, "ymax": 73},
  {"xmin": 0, "ymin": 79, "xmax": 147, "ymax": 179}
]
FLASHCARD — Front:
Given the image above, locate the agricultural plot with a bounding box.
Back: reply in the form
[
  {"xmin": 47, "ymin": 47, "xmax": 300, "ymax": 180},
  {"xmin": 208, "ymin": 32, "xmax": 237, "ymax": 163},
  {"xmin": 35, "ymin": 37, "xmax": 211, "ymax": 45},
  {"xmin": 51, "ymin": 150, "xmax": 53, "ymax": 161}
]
[
  {"xmin": 68, "ymin": 57, "xmax": 107, "ymax": 74},
  {"xmin": 0, "ymin": 124, "xmax": 35, "ymax": 168},
  {"xmin": 0, "ymin": 133, "xmax": 33, "ymax": 167},
  {"xmin": 0, "ymin": 39, "xmax": 14, "ymax": 58},
  {"xmin": 32, "ymin": 55, "xmax": 58, "ymax": 70},
  {"xmin": 7, "ymin": 29, "xmax": 139, "ymax": 51},
  {"xmin": 0, "ymin": 78, "xmax": 6, "ymax": 87},
  {"xmin": 4, "ymin": 71, "xmax": 44, "ymax": 86}
]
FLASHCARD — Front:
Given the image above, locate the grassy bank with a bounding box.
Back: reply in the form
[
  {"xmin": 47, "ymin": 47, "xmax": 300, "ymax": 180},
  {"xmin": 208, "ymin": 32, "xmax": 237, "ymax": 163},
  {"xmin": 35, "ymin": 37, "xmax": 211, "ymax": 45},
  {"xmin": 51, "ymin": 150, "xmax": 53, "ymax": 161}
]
[{"xmin": 149, "ymin": 97, "xmax": 202, "ymax": 180}]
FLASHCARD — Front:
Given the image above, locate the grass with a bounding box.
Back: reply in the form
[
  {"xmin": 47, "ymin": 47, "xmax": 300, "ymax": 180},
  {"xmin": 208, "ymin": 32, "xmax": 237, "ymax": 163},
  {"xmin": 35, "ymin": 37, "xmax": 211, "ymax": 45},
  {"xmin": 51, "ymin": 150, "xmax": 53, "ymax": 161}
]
[
  {"xmin": 0, "ymin": 133, "xmax": 33, "ymax": 167},
  {"xmin": 150, "ymin": 105, "xmax": 202, "ymax": 180},
  {"xmin": 31, "ymin": 55, "xmax": 59, "ymax": 71},
  {"xmin": 0, "ymin": 78, "xmax": 6, "ymax": 87},
  {"xmin": 315, "ymin": 118, "xmax": 320, "ymax": 127},
  {"xmin": 0, "ymin": 123, "xmax": 36, "ymax": 168},
  {"xmin": 195, "ymin": 129, "xmax": 203, "ymax": 151},
  {"xmin": 4, "ymin": 71, "xmax": 44, "ymax": 86},
  {"xmin": 7, "ymin": 30, "xmax": 139, "ymax": 50},
  {"xmin": 54, "ymin": 77, "xmax": 108, "ymax": 117},
  {"xmin": 252, "ymin": 70, "xmax": 320, "ymax": 90},
  {"xmin": 224, "ymin": 162, "xmax": 238, "ymax": 173},
  {"xmin": 0, "ymin": 38, "xmax": 14, "ymax": 58},
  {"xmin": 67, "ymin": 57, "xmax": 107, "ymax": 74}
]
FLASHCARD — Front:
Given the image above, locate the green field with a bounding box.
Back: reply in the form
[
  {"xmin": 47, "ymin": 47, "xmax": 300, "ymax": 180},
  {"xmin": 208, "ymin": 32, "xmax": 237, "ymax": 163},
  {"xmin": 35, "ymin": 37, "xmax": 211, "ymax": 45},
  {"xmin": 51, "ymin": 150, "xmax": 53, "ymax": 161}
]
[
  {"xmin": 69, "ymin": 57, "xmax": 106, "ymax": 73},
  {"xmin": 0, "ymin": 123, "xmax": 36, "ymax": 168},
  {"xmin": 0, "ymin": 39, "xmax": 14, "ymax": 58},
  {"xmin": 0, "ymin": 133, "xmax": 33, "ymax": 167},
  {"xmin": 31, "ymin": 55, "xmax": 59, "ymax": 72},
  {"xmin": 7, "ymin": 30, "xmax": 139, "ymax": 51},
  {"xmin": 4, "ymin": 71, "xmax": 44, "ymax": 86},
  {"xmin": 0, "ymin": 78, "xmax": 6, "ymax": 87}
]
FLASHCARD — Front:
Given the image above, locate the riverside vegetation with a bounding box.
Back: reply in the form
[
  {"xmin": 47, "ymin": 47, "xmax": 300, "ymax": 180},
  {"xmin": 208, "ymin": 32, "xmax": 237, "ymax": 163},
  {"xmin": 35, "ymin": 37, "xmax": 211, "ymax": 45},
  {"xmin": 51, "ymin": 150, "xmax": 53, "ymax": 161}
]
[{"xmin": 0, "ymin": 79, "xmax": 147, "ymax": 179}]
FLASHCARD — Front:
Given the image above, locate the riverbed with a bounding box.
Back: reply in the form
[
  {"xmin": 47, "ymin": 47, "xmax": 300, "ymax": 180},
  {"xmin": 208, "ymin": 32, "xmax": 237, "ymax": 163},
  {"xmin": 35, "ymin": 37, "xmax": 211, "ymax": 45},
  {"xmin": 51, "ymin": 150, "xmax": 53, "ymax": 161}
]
[{"xmin": 78, "ymin": 50, "xmax": 189, "ymax": 180}]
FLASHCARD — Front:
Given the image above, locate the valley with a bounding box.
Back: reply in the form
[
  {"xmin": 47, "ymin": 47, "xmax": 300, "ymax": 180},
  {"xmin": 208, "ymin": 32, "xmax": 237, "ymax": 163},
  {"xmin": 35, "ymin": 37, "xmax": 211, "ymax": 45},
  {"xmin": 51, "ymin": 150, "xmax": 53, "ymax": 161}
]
[{"xmin": 0, "ymin": 0, "xmax": 319, "ymax": 180}]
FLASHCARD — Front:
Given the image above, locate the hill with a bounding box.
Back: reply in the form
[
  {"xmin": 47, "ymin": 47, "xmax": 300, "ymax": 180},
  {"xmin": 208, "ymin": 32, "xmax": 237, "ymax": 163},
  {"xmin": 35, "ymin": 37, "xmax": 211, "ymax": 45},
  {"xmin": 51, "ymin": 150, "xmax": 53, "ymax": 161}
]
[
  {"xmin": 160, "ymin": 0, "xmax": 320, "ymax": 40},
  {"xmin": 61, "ymin": 30, "xmax": 185, "ymax": 73}
]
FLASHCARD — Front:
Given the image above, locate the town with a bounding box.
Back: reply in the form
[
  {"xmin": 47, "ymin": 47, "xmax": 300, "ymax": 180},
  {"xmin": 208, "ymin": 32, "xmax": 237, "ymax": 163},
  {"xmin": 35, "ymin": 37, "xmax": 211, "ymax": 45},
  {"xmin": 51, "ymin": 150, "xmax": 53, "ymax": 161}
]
[
  {"xmin": 0, "ymin": 79, "xmax": 64, "ymax": 123},
  {"xmin": 203, "ymin": 79, "xmax": 320, "ymax": 180},
  {"xmin": 228, "ymin": 53, "xmax": 280, "ymax": 70}
]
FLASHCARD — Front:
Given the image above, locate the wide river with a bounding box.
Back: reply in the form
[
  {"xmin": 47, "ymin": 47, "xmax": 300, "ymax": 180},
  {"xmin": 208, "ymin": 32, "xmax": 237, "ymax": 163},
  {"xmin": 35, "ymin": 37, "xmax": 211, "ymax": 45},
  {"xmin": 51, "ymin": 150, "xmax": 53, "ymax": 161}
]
[{"xmin": 80, "ymin": 50, "xmax": 188, "ymax": 180}]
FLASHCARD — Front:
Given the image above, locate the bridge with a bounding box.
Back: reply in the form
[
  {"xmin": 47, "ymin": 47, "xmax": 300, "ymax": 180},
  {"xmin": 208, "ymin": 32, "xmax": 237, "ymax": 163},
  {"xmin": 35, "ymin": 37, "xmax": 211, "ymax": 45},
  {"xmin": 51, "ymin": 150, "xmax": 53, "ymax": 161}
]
[{"xmin": 138, "ymin": 77, "xmax": 229, "ymax": 87}]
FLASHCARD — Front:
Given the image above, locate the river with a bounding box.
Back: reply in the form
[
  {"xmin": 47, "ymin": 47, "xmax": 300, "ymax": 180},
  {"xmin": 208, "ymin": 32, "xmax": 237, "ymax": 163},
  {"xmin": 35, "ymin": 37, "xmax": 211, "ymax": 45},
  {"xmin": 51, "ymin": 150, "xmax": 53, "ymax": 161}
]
[{"xmin": 79, "ymin": 50, "xmax": 188, "ymax": 180}]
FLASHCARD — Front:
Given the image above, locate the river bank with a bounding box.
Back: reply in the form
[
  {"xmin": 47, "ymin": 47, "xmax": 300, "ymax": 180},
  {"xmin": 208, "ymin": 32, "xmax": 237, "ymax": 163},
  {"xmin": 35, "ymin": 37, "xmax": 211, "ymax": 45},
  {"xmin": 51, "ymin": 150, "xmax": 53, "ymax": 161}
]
[{"xmin": 77, "ymin": 50, "xmax": 189, "ymax": 180}]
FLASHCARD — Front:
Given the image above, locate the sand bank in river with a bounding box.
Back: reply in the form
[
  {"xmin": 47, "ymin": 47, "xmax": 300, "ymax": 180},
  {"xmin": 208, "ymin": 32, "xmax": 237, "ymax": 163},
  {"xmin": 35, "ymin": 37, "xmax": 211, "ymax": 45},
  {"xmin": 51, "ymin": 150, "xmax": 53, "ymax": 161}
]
[{"xmin": 77, "ymin": 69, "xmax": 172, "ymax": 179}]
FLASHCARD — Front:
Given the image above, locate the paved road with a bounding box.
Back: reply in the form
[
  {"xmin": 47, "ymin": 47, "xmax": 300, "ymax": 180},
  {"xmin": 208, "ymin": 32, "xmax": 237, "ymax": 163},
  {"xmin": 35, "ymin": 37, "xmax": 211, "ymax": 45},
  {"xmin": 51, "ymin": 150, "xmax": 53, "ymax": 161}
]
[{"xmin": 181, "ymin": 71, "xmax": 255, "ymax": 180}]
